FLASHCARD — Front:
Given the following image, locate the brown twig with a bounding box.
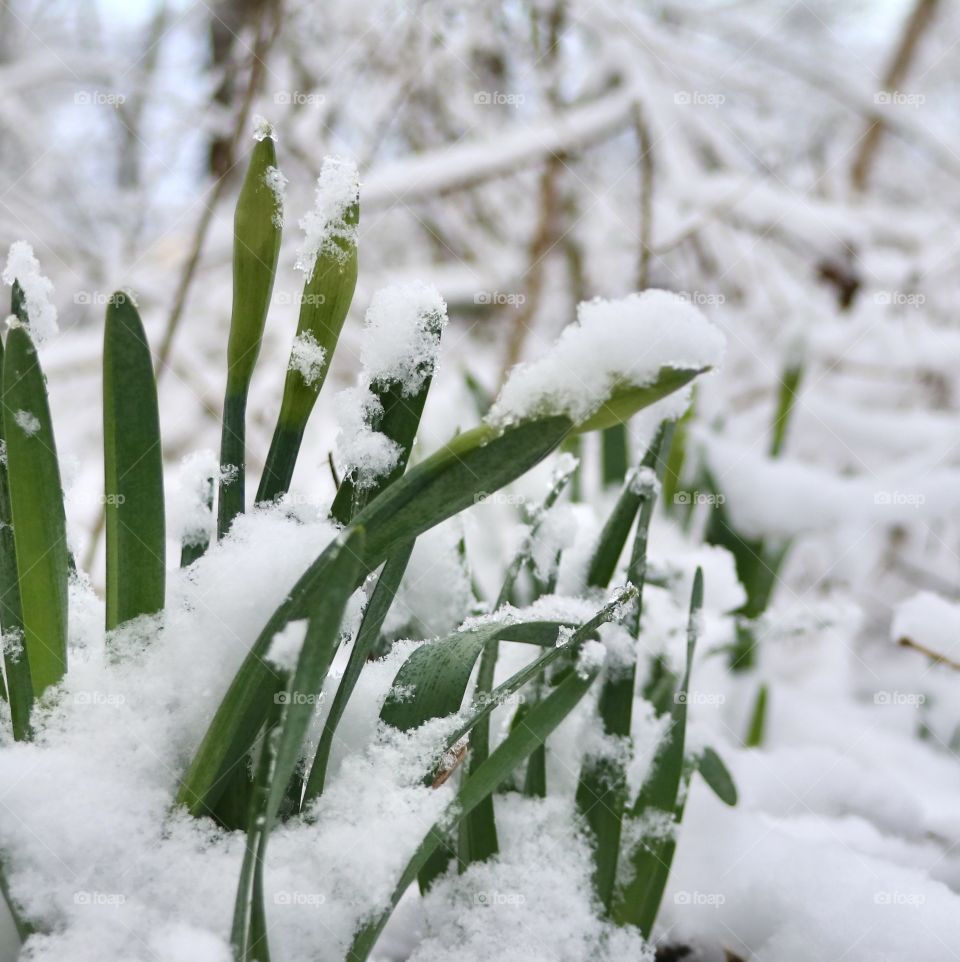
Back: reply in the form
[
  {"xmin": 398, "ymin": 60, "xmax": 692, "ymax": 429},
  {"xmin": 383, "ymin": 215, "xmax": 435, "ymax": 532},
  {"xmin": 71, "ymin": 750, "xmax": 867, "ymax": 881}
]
[
  {"xmin": 849, "ymin": 0, "xmax": 939, "ymax": 191},
  {"xmin": 634, "ymin": 102, "xmax": 654, "ymax": 290},
  {"xmin": 898, "ymin": 635, "xmax": 960, "ymax": 671}
]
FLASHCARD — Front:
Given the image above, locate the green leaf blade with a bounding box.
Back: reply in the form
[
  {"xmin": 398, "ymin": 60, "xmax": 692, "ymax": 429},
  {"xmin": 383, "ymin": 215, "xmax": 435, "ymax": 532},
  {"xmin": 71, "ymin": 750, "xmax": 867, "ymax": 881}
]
[
  {"xmin": 2, "ymin": 324, "xmax": 68, "ymax": 696},
  {"xmin": 103, "ymin": 292, "xmax": 165, "ymax": 630}
]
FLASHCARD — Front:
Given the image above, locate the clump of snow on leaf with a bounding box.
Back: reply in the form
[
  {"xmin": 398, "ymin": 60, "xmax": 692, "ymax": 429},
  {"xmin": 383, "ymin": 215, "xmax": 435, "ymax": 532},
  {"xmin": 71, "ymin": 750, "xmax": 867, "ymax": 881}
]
[
  {"xmin": 264, "ymin": 165, "xmax": 287, "ymax": 228},
  {"xmin": 288, "ymin": 330, "xmax": 327, "ymax": 385},
  {"xmin": 359, "ymin": 281, "xmax": 447, "ymax": 395},
  {"xmin": 14, "ymin": 409, "xmax": 41, "ymax": 435},
  {"xmin": 2, "ymin": 241, "xmax": 58, "ymax": 341},
  {"xmin": 251, "ymin": 114, "xmax": 276, "ymax": 142},
  {"xmin": 489, "ymin": 290, "xmax": 724, "ymax": 427},
  {"xmin": 334, "ymin": 385, "xmax": 401, "ymax": 489},
  {"xmin": 334, "ymin": 282, "xmax": 448, "ymax": 489},
  {"xmin": 295, "ymin": 156, "xmax": 359, "ymax": 279}
]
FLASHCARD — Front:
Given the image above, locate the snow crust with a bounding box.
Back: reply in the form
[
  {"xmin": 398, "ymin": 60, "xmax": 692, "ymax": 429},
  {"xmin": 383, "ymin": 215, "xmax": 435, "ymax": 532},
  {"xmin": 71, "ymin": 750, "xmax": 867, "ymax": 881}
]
[{"xmin": 2, "ymin": 242, "xmax": 58, "ymax": 341}]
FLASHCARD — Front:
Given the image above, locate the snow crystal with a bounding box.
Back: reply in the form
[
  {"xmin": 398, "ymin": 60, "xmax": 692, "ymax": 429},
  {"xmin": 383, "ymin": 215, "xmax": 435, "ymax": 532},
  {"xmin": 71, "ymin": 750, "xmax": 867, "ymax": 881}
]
[
  {"xmin": 264, "ymin": 165, "xmax": 287, "ymax": 228},
  {"xmin": 489, "ymin": 290, "xmax": 724, "ymax": 428},
  {"xmin": 2, "ymin": 241, "xmax": 58, "ymax": 341},
  {"xmin": 287, "ymin": 330, "xmax": 327, "ymax": 386},
  {"xmin": 266, "ymin": 619, "xmax": 309, "ymax": 672},
  {"xmin": 252, "ymin": 114, "xmax": 276, "ymax": 142},
  {"xmin": 334, "ymin": 385, "xmax": 401, "ymax": 489},
  {"xmin": 14, "ymin": 409, "xmax": 40, "ymax": 435},
  {"xmin": 359, "ymin": 282, "xmax": 448, "ymax": 395},
  {"xmin": 295, "ymin": 157, "xmax": 359, "ymax": 279}
]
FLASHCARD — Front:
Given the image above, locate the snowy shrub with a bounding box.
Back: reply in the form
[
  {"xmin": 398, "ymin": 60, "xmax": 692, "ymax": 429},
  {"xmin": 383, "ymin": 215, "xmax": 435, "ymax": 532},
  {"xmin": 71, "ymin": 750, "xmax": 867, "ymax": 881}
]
[{"xmin": 0, "ymin": 125, "xmax": 740, "ymax": 962}]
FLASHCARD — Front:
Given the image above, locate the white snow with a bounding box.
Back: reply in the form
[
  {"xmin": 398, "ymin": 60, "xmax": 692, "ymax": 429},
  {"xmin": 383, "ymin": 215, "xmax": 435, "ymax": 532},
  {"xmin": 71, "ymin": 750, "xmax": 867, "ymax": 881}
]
[
  {"xmin": 266, "ymin": 619, "xmax": 308, "ymax": 672},
  {"xmin": 295, "ymin": 157, "xmax": 359, "ymax": 279},
  {"xmin": 263, "ymin": 165, "xmax": 287, "ymax": 228},
  {"xmin": 2, "ymin": 242, "xmax": 58, "ymax": 341},
  {"xmin": 334, "ymin": 385, "xmax": 400, "ymax": 489},
  {"xmin": 287, "ymin": 331, "xmax": 327, "ymax": 386},
  {"xmin": 489, "ymin": 291, "xmax": 724, "ymax": 428},
  {"xmin": 13, "ymin": 409, "xmax": 41, "ymax": 435},
  {"xmin": 892, "ymin": 592, "xmax": 960, "ymax": 662},
  {"xmin": 359, "ymin": 282, "xmax": 448, "ymax": 395}
]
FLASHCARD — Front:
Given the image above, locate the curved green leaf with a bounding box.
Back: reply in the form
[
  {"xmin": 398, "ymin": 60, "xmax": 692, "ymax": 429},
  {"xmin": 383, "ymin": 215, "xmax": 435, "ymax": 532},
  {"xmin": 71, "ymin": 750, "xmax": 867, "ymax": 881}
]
[
  {"xmin": 257, "ymin": 202, "xmax": 358, "ymax": 504},
  {"xmin": 3, "ymin": 324, "xmax": 68, "ymax": 696},
  {"xmin": 698, "ymin": 746, "xmax": 738, "ymax": 806},
  {"xmin": 0, "ymin": 285, "xmax": 32, "ymax": 738},
  {"xmin": 218, "ymin": 133, "xmax": 283, "ymax": 537},
  {"xmin": 103, "ymin": 292, "xmax": 165, "ymax": 629}
]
